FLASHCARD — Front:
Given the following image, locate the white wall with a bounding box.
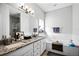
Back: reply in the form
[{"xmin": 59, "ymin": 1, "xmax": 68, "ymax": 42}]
[
  {"xmin": 72, "ymin": 4, "xmax": 79, "ymax": 35},
  {"xmin": 8, "ymin": 3, "xmax": 45, "ymax": 20},
  {"xmin": 72, "ymin": 4, "xmax": 79, "ymax": 45},
  {"xmin": 25, "ymin": 3, "xmax": 45, "ymax": 20},
  {"xmin": 45, "ymin": 6, "xmax": 72, "ymax": 46},
  {"xmin": 0, "ymin": 4, "xmax": 10, "ymax": 39}
]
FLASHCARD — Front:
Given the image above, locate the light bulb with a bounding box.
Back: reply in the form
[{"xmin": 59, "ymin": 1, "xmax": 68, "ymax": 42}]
[
  {"xmin": 30, "ymin": 10, "xmax": 34, "ymax": 14},
  {"xmin": 23, "ymin": 5, "xmax": 29, "ymax": 10},
  {"xmin": 28, "ymin": 8, "xmax": 32, "ymax": 12},
  {"xmin": 25, "ymin": 5, "xmax": 29, "ymax": 9}
]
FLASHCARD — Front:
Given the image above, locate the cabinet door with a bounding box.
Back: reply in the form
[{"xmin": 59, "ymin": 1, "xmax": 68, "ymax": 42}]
[
  {"xmin": 40, "ymin": 40, "xmax": 44, "ymax": 54},
  {"xmin": 40, "ymin": 39, "xmax": 46, "ymax": 54},
  {"xmin": 73, "ymin": 48, "xmax": 79, "ymax": 56},
  {"xmin": 34, "ymin": 49, "xmax": 40, "ymax": 56},
  {"xmin": 43, "ymin": 39, "xmax": 46, "ymax": 51},
  {"xmin": 33, "ymin": 41, "xmax": 41, "ymax": 56},
  {"xmin": 46, "ymin": 42, "xmax": 52, "ymax": 51},
  {"xmin": 24, "ymin": 49, "xmax": 33, "ymax": 56}
]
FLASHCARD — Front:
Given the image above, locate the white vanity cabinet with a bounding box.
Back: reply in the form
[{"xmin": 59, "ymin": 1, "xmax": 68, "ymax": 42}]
[
  {"xmin": 23, "ymin": 44, "xmax": 33, "ymax": 56},
  {"xmin": 63, "ymin": 46, "xmax": 79, "ymax": 56},
  {"xmin": 5, "ymin": 44, "xmax": 33, "ymax": 56},
  {"xmin": 33, "ymin": 37, "xmax": 46, "ymax": 56},
  {"xmin": 33, "ymin": 38, "xmax": 46, "ymax": 56},
  {"xmin": 5, "ymin": 37, "xmax": 46, "ymax": 56}
]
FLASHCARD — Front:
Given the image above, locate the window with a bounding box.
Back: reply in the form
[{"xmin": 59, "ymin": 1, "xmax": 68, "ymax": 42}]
[{"xmin": 39, "ymin": 19, "xmax": 44, "ymax": 33}]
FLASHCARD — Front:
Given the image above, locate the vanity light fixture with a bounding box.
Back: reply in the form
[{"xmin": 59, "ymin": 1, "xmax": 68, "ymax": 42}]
[{"xmin": 18, "ymin": 3, "xmax": 34, "ymax": 15}]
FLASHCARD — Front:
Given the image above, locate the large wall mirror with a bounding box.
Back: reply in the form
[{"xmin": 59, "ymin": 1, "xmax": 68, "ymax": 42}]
[{"xmin": 9, "ymin": 7, "xmax": 21, "ymax": 37}]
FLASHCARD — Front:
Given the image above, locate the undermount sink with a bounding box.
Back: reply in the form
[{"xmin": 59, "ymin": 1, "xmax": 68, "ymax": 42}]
[
  {"xmin": 24, "ymin": 36, "xmax": 32, "ymax": 40},
  {"xmin": 21, "ymin": 39, "xmax": 32, "ymax": 43}
]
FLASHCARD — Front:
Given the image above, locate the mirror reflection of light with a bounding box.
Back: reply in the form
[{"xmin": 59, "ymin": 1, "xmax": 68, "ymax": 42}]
[
  {"xmin": 18, "ymin": 3, "xmax": 24, "ymax": 7},
  {"xmin": 39, "ymin": 19, "xmax": 44, "ymax": 30}
]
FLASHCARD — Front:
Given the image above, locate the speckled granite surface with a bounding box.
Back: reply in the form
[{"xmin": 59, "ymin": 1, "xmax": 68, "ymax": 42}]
[{"xmin": 0, "ymin": 36, "xmax": 45, "ymax": 55}]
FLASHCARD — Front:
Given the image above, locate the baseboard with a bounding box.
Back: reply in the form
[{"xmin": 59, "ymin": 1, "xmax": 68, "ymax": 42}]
[{"xmin": 47, "ymin": 51, "xmax": 65, "ymax": 56}]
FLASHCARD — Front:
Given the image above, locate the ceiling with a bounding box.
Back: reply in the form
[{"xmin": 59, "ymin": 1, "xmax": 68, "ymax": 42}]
[
  {"xmin": 37, "ymin": 3, "xmax": 72, "ymax": 12},
  {"xmin": 8, "ymin": 3, "xmax": 72, "ymax": 14}
]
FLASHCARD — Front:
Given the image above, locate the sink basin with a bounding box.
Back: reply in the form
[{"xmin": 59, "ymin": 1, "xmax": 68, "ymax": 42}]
[
  {"xmin": 24, "ymin": 36, "xmax": 32, "ymax": 40},
  {"xmin": 21, "ymin": 39, "xmax": 32, "ymax": 43}
]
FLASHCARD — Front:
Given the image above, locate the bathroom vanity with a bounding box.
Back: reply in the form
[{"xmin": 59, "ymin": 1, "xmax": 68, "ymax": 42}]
[{"xmin": 0, "ymin": 36, "xmax": 46, "ymax": 56}]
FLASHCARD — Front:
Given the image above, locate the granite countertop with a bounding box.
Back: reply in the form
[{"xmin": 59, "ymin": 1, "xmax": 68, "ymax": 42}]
[{"xmin": 0, "ymin": 36, "xmax": 45, "ymax": 55}]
